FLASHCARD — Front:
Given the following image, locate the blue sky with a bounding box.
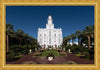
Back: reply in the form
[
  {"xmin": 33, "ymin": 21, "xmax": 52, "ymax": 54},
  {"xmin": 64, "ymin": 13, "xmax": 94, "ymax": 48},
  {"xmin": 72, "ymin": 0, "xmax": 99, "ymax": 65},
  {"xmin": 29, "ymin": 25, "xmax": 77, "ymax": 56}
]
[{"xmin": 6, "ymin": 6, "xmax": 94, "ymax": 39}]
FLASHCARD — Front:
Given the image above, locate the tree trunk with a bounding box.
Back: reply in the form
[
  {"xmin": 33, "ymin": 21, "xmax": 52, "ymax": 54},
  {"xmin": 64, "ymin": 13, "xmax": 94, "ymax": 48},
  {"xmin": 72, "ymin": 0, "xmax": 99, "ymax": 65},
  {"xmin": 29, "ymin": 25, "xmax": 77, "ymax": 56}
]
[
  {"xmin": 7, "ymin": 34, "xmax": 9, "ymax": 52},
  {"xmin": 88, "ymin": 36, "xmax": 90, "ymax": 50}
]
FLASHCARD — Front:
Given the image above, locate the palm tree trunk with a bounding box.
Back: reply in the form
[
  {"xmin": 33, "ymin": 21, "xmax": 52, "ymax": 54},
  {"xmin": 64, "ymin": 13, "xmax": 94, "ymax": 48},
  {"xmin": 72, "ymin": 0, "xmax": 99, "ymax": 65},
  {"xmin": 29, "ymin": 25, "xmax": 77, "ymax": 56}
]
[
  {"xmin": 88, "ymin": 36, "xmax": 90, "ymax": 50},
  {"xmin": 7, "ymin": 34, "xmax": 9, "ymax": 52}
]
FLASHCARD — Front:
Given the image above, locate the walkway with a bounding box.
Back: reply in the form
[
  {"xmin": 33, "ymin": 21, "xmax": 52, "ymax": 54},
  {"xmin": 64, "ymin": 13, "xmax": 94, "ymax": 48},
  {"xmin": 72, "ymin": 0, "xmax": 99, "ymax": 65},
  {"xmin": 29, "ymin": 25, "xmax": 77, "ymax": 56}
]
[{"xmin": 6, "ymin": 50, "xmax": 94, "ymax": 64}]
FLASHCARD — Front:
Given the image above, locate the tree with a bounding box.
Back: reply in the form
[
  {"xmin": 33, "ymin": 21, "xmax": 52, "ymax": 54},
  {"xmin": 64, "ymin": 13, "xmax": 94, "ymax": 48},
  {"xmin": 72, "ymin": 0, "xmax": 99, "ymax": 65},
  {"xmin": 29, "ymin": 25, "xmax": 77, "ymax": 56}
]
[
  {"xmin": 63, "ymin": 37, "xmax": 67, "ymax": 46},
  {"xmin": 6, "ymin": 24, "xmax": 14, "ymax": 52},
  {"xmin": 82, "ymin": 25, "xmax": 94, "ymax": 50},
  {"xmin": 70, "ymin": 34, "xmax": 76, "ymax": 46},
  {"xmin": 16, "ymin": 29, "xmax": 24, "ymax": 47},
  {"xmin": 23, "ymin": 33, "xmax": 29, "ymax": 44},
  {"xmin": 75, "ymin": 30, "xmax": 82, "ymax": 45},
  {"xmin": 67, "ymin": 35, "xmax": 71, "ymax": 45}
]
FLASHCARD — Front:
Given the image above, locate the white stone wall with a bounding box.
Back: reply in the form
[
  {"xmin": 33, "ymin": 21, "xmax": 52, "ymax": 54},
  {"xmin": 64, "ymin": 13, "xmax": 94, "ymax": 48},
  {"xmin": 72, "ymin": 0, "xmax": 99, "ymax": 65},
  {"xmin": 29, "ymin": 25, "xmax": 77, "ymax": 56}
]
[{"xmin": 38, "ymin": 15, "xmax": 63, "ymax": 49}]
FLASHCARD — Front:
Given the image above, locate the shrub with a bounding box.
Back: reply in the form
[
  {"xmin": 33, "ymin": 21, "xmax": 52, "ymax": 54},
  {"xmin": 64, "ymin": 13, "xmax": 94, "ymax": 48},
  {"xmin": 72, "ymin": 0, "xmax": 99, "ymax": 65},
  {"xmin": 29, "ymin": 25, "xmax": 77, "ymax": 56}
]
[
  {"xmin": 14, "ymin": 52, "xmax": 22, "ymax": 56},
  {"xmin": 6, "ymin": 53, "xmax": 15, "ymax": 62},
  {"xmin": 40, "ymin": 49, "xmax": 44, "ymax": 52},
  {"xmin": 65, "ymin": 45, "xmax": 72, "ymax": 51},
  {"xmin": 75, "ymin": 54, "xmax": 81, "ymax": 56},
  {"xmin": 21, "ymin": 45, "xmax": 27, "ymax": 50},
  {"xmin": 9, "ymin": 45, "xmax": 26, "ymax": 55},
  {"xmin": 89, "ymin": 48, "xmax": 94, "ymax": 60},
  {"xmin": 82, "ymin": 52, "xmax": 90, "ymax": 59},
  {"xmin": 16, "ymin": 55, "xmax": 22, "ymax": 58},
  {"xmin": 47, "ymin": 53, "xmax": 54, "ymax": 58},
  {"xmin": 73, "ymin": 44, "xmax": 77, "ymax": 46},
  {"xmin": 9, "ymin": 45, "xmax": 20, "ymax": 52},
  {"xmin": 20, "ymin": 50, "xmax": 27, "ymax": 55},
  {"xmin": 57, "ymin": 49, "xmax": 62, "ymax": 52}
]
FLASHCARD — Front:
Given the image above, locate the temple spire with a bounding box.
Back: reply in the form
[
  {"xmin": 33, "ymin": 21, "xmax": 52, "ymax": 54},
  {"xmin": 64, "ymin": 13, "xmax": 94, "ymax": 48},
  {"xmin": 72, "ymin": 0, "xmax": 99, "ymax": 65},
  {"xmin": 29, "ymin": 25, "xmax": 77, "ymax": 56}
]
[
  {"xmin": 46, "ymin": 15, "xmax": 54, "ymax": 29},
  {"xmin": 47, "ymin": 14, "xmax": 53, "ymax": 25},
  {"xmin": 48, "ymin": 14, "xmax": 52, "ymax": 19}
]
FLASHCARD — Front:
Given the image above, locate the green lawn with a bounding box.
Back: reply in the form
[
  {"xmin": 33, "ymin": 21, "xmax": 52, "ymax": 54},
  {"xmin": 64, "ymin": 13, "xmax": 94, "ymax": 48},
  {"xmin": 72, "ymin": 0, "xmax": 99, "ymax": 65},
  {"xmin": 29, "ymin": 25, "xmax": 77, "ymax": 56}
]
[
  {"xmin": 33, "ymin": 49, "xmax": 67, "ymax": 57},
  {"xmin": 41, "ymin": 49, "xmax": 60, "ymax": 56}
]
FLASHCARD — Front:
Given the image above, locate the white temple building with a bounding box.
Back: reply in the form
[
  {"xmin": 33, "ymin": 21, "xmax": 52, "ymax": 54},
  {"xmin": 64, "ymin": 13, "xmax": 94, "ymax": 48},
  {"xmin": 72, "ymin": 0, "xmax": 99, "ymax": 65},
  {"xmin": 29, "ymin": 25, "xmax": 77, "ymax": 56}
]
[{"xmin": 38, "ymin": 15, "xmax": 63, "ymax": 49}]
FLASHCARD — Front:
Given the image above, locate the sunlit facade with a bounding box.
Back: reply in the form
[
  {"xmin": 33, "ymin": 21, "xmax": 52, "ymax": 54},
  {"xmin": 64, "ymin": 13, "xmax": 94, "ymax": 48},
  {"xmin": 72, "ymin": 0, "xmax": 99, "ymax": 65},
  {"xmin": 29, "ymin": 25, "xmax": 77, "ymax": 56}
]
[{"xmin": 38, "ymin": 15, "xmax": 63, "ymax": 49}]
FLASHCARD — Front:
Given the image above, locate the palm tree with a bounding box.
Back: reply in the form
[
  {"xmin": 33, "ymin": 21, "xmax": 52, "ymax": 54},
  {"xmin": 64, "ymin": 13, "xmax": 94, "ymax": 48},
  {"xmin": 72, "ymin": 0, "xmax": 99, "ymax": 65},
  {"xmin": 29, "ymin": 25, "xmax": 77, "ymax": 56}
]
[
  {"xmin": 6, "ymin": 24, "xmax": 14, "ymax": 52},
  {"xmin": 82, "ymin": 25, "xmax": 94, "ymax": 50},
  {"xmin": 16, "ymin": 29, "xmax": 24, "ymax": 47},
  {"xmin": 63, "ymin": 37, "xmax": 67, "ymax": 46},
  {"xmin": 29, "ymin": 36, "xmax": 36, "ymax": 48},
  {"xmin": 75, "ymin": 30, "xmax": 82, "ymax": 45},
  {"xmin": 67, "ymin": 35, "xmax": 71, "ymax": 45},
  {"xmin": 70, "ymin": 33, "xmax": 76, "ymax": 45},
  {"xmin": 91, "ymin": 25, "xmax": 94, "ymax": 38}
]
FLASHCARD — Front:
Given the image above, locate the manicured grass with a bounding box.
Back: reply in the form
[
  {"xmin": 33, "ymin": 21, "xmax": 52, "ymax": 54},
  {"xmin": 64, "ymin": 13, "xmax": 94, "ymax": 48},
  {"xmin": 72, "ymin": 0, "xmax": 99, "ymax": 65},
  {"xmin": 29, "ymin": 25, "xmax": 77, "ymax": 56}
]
[
  {"xmin": 16, "ymin": 55, "xmax": 23, "ymax": 58},
  {"xmin": 41, "ymin": 49, "xmax": 60, "ymax": 56},
  {"xmin": 75, "ymin": 54, "xmax": 81, "ymax": 56},
  {"xmin": 69, "ymin": 52, "xmax": 72, "ymax": 53},
  {"xmin": 33, "ymin": 49, "xmax": 67, "ymax": 57}
]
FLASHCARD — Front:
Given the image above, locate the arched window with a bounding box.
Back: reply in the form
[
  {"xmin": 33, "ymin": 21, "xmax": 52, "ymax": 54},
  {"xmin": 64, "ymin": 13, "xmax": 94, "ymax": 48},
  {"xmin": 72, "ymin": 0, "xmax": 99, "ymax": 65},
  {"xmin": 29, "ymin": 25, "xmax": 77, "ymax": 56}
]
[
  {"xmin": 55, "ymin": 34, "xmax": 56, "ymax": 37},
  {"xmin": 59, "ymin": 34, "xmax": 60, "ymax": 36},
  {"xmin": 59, "ymin": 39, "xmax": 60, "ymax": 43},
  {"xmin": 49, "ymin": 38, "xmax": 51, "ymax": 44},
  {"xmin": 49, "ymin": 31, "xmax": 51, "ymax": 36}
]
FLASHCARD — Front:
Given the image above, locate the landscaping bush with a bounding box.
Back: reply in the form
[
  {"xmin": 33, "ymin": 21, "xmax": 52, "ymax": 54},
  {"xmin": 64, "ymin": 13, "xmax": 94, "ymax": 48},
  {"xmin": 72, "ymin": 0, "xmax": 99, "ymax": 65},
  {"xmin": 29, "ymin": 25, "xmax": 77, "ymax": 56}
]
[
  {"xmin": 39, "ymin": 49, "xmax": 44, "ymax": 52},
  {"xmin": 9, "ymin": 45, "xmax": 27, "ymax": 54},
  {"xmin": 65, "ymin": 45, "xmax": 72, "ymax": 51},
  {"xmin": 15, "ymin": 55, "xmax": 22, "ymax": 58},
  {"xmin": 47, "ymin": 53, "xmax": 55, "ymax": 59},
  {"xmin": 14, "ymin": 52, "xmax": 22, "ymax": 56},
  {"xmin": 57, "ymin": 49, "xmax": 62, "ymax": 52},
  {"xmin": 75, "ymin": 54, "xmax": 82, "ymax": 56},
  {"xmin": 9, "ymin": 45, "xmax": 19, "ymax": 52},
  {"xmin": 89, "ymin": 48, "xmax": 94, "ymax": 60},
  {"xmin": 82, "ymin": 52, "xmax": 90, "ymax": 59},
  {"xmin": 6, "ymin": 53, "xmax": 15, "ymax": 62}
]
